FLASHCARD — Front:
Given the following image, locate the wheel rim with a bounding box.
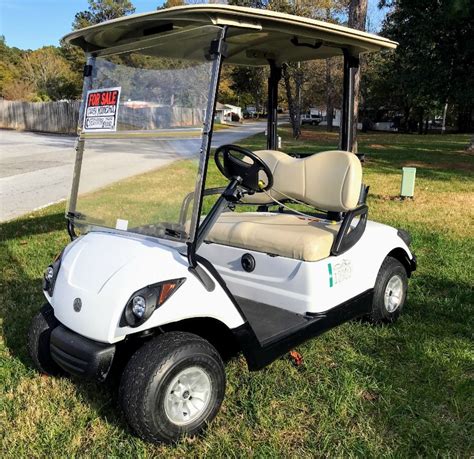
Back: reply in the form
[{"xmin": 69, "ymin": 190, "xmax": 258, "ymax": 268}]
[
  {"xmin": 384, "ymin": 275, "xmax": 404, "ymax": 313},
  {"xmin": 164, "ymin": 366, "xmax": 212, "ymax": 426}
]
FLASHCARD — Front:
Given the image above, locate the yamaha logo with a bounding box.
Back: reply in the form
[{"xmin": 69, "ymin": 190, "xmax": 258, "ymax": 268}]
[{"xmin": 73, "ymin": 298, "xmax": 82, "ymax": 312}]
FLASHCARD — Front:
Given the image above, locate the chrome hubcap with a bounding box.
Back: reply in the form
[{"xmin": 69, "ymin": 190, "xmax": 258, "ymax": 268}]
[
  {"xmin": 384, "ymin": 275, "xmax": 404, "ymax": 313},
  {"xmin": 164, "ymin": 366, "xmax": 211, "ymax": 426}
]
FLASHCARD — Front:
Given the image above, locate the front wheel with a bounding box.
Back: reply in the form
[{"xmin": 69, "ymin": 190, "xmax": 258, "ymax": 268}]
[
  {"xmin": 369, "ymin": 256, "xmax": 408, "ymax": 324},
  {"xmin": 119, "ymin": 332, "xmax": 225, "ymax": 443},
  {"xmin": 27, "ymin": 303, "xmax": 63, "ymax": 375}
]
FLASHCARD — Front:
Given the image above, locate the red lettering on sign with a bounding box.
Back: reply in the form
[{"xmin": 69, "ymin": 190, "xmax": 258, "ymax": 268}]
[
  {"xmin": 88, "ymin": 90, "xmax": 119, "ymax": 107},
  {"xmin": 100, "ymin": 91, "xmax": 118, "ymax": 106},
  {"xmin": 88, "ymin": 93, "xmax": 101, "ymax": 106}
]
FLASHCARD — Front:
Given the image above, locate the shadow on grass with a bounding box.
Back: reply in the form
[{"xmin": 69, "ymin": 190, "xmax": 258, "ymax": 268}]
[
  {"xmin": 1, "ymin": 209, "xmax": 472, "ymax": 453},
  {"xmin": 353, "ymin": 274, "xmax": 473, "ymax": 451},
  {"xmin": 0, "ymin": 212, "xmax": 132, "ymax": 437}
]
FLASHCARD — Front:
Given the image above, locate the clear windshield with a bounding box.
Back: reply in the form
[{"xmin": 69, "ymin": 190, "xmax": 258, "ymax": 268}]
[{"xmin": 68, "ymin": 26, "xmax": 221, "ymax": 242}]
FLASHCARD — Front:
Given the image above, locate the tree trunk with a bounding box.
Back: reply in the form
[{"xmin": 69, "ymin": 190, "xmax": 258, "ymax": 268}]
[
  {"xmin": 283, "ymin": 64, "xmax": 302, "ymax": 139},
  {"xmin": 467, "ymin": 136, "xmax": 474, "ymax": 152},
  {"xmin": 441, "ymin": 102, "xmax": 448, "ymax": 134},
  {"xmin": 348, "ymin": 0, "xmax": 368, "ymax": 153},
  {"xmin": 325, "ymin": 57, "xmax": 335, "ymax": 132},
  {"xmin": 401, "ymin": 105, "xmax": 411, "ymax": 132},
  {"xmin": 418, "ymin": 108, "xmax": 424, "ymax": 134}
]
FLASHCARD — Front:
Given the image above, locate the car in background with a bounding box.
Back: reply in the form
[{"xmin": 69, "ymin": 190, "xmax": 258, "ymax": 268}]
[{"xmin": 301, "ymin": 113, "xmax": 322, "ymax": 126}]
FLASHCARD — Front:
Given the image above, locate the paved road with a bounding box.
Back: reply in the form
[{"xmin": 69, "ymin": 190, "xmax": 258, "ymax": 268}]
[{"xmin": 0, "ymin": 121, "xmax": 267, "ymax": 222}]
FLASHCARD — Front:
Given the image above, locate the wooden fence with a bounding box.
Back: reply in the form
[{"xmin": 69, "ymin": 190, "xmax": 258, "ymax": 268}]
[
  {"xmin": 0, "ymin": 100, "xmax": 81, "ymax": 134},
  {"xmin": 0, "ymin": 100, "xmax": 205, "ymax": 134}
]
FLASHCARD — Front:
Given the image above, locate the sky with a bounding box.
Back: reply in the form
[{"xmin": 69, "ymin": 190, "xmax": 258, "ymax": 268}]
[
  {"xmin": 0, "ymin": 1, "xmax": 166, "ymax": 49},
  {"xmin": 0, "ymin": 0, "xmax": 386, "ymax": 50}
]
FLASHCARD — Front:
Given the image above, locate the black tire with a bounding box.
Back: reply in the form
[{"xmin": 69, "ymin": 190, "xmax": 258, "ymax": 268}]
[
  {"xmin": 369, "ymin": 256, "xmax": 408, "ymax": 324},
  {"xmin": 27, "ymin": 303, "xmax": 64, "ymax": 376},
  {"xmin": 119, "ymin": 331, "xmax": 226, "ymax": 444}
]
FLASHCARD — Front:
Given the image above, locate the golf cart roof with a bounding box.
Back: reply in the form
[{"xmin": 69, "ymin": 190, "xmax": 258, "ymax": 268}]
[{"xmin": 63, "ymin": 4, "xmax": 397, "ymax": 65}]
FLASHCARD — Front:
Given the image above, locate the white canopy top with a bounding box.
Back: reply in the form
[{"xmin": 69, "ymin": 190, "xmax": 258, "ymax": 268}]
[{"xmin": 64, "ymin": 4, "xmax": 397, "ymax": 65}]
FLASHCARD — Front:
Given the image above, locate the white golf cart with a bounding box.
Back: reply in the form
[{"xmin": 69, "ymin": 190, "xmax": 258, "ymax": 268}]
[{"xmin": 28, "ymin": 5, "xmax": 416, "ymax": 443}]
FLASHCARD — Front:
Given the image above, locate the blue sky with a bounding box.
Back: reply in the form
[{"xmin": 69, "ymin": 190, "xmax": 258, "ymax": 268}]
[
  {"xmin": 0, "ymin": 0, "xmax": 386, "ymax": 50},
  {"xmin": 0, "ymin": 1, "xmax": 166, "ymax": 49}
]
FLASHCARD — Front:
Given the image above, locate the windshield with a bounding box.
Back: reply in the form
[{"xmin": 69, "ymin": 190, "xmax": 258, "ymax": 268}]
[{"xmin": 68, "ymin": 26, "xmax": 221, "ymax": 242}]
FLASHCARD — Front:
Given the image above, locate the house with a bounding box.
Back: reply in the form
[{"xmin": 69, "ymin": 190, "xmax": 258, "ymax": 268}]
[{"xmin": 215, "ymin": 102, "xmax": 242, "ymax": 123}]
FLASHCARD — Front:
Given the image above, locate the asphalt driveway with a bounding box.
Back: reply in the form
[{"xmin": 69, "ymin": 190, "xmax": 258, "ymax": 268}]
[{"xmin": 0, "ymin": 121, "xmax": 266, "ymax": 222}]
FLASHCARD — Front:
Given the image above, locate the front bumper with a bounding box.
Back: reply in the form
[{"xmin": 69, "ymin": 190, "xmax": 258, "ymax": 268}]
[{"xmin": 50, "ymin": 325, "xmax": 115, "ymax": 381}]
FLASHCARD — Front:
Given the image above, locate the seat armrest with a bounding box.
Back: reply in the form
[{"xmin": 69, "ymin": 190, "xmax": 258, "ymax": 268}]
[{"xmin": 330, "ymin": 205, "xmax": 368, "ymax": 256}]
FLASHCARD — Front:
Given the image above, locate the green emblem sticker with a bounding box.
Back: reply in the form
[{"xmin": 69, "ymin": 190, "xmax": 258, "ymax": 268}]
[{"xmin": 328, "ymin": 260, "xmax": 352, "ymax": 287}]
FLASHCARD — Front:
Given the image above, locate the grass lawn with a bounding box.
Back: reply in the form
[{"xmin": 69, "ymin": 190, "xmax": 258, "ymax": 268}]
[{"xmin": 1, "ymin": 128, "xmax": 473, "ymax": 457}]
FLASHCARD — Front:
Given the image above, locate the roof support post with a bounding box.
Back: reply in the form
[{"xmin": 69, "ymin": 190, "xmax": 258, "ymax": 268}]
[
  {"xmin": 340, "ymin": 50, "xmax": 359, "ymax": 152},
  {"xmin": 267, "ymin": 60, "xmax": 282, "ymax": 150},
  {"xmin": 67, "ymin": 54, "xmax": 96, "ymax": 240},
  {"xmin": 187, "ymin": 26, "xmax": 228, "ymax": 268}
]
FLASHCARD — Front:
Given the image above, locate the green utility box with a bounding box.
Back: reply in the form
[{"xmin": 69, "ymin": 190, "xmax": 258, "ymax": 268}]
[{"xmin": 401, "ymin": 167, "xmax": 416, "ymax": 198}]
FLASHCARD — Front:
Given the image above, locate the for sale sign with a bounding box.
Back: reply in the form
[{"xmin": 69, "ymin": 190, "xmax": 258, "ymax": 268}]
[{"xmin": 83, "ymin": 87, "xmax": 121, "ymax": 132}]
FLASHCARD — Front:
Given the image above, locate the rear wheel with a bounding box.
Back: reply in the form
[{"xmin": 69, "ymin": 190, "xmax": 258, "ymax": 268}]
[
  {"xmin": 119, "ymin": 331, "xmax": 225, "ymax": 443},
  {"xmin": 369, "ymin": 256, "xmax": 408, "ymax": 324},
  {"xmin": 27, "ymin": 303, "xmax": 63, "ymax": 375}
]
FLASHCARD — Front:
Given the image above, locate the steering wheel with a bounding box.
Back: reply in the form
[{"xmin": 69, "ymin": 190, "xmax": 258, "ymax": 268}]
[{"xmin": 214, "ymin": 144, "xmax": 273, "ymax": 192}]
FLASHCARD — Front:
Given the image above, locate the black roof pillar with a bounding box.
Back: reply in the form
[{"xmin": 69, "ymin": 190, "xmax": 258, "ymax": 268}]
[
  {"xmin": 267, "ymin": 60, "xmax": 282, "ymax": 150},
  {"xmin": 340, "ymin": 50, "xmax": 359, "ymax": 152}
]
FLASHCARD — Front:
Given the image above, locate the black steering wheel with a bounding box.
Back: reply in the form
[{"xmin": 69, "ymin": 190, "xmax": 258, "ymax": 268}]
[{"xmin": 214, "ymin": 144, "xmax": 273, "ymax": 192}]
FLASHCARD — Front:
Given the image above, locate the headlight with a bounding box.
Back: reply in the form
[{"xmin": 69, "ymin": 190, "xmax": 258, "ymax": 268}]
[
  {"xmin": 45, "ymin": 266, "xmax": 55, "ymax": 282},
  {"xmin": 131, "ymin": 295, "xmax": 146, "ymax": 318},
  {"xmin": 122, "ymin": 278, "xmax": 185, "ymax": 328},
  {"xmin": 43, "ymin": 252, "xmax": 63, "ymax": 297}
]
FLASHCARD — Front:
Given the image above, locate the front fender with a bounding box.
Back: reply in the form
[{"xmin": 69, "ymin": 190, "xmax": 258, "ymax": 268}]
[{"xmin": 48, "ymin": 231, "xmax": 244, "ymax": 343}]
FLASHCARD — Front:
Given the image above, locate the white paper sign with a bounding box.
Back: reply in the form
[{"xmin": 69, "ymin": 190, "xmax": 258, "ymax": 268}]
[
  {"xmin": 83, "ymin": 87, "xmax": 121, "ymax": 132},
  {"xmin": 116, "ymin": 219, "xmax": 129, "ymax": 231}
]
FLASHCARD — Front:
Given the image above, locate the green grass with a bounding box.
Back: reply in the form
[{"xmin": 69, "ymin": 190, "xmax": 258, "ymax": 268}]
[{"xmin": 1, "ymin": 128, "xmax": 473, "ymax": 457}]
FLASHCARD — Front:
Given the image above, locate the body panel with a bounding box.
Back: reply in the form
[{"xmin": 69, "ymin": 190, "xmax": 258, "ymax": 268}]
[
  {"xmin": 47, "ymin": 231, "xmax": 245, "ymax": 343},
  {"xmin": 199, "ymin": 217, "xmax": 413, "ymax": 314}
]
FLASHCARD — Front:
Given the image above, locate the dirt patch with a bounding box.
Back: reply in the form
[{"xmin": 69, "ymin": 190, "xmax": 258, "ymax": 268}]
[
  {"xmin": 368, "ymin": 144, "xmax": 388, "ymax": 150},
  {"xmin": 371, "ymin": 194, "xmax": 413, "ymax": 202},
  {"xmin": 298, "ymin": 130, "xmax": 338, "ymax": 143},
  {"xmin": 405, "ymin": 160, "xmax": 474, "ymax": 172}
]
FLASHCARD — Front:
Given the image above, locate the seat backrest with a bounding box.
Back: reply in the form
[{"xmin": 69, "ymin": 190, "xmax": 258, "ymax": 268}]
[{"xmin": 242, "ymin": 149, "xmax": 362, "ymax": 212}]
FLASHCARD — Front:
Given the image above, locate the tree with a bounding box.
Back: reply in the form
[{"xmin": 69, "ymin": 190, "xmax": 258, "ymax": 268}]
[
  {"xmin": 57, "ymin": 0, "xmax": 137, "ymax": 99},
  {"xmin": 0, "ymin": 36, "xmax": 24, "ymax": 98},
  {"xmin": 230, "ymin": 66, "xmax": 267, "ymax": 114},
  {"xmin": 375, "ymin": 0, "xmax": 474, "ymax": 133},
  {"xmin": 325, "ymin": 58, "xmax": 336, "ymax": 131},
  {"xmin": 321, "ymin": 2, "xmax": 347, "ymax": 132},
  {"xmin": 282, "ymin": 63, "xmax": 304, "ymax": 138},
  {"xmin": 159, "ymin": 0, "xmax": 185, "ymax": 8},
  {"xmin": 0, "ymin": 39, "xmax": 79, "ymax": 101},
  {"xmin": 73, "ymin": 0, "xmax": 136, "ymax": 30},
  {"xmin": 228, "ymin": 0, "xmax": 270, "ymax": 6},
  {"xmin": 347, "ymin": 0, "xmax": 368, "ymax": 153},
  {"xmin": 467, "ymin": 136, "xmax": 474, "ymax": 152},
  {"xmin": 20, "ymin": 47, "xmax": 78, "ymax": 101},
  {"xmin": 266, "ymin": 0, "xmax": 314, "ymax": 138}
]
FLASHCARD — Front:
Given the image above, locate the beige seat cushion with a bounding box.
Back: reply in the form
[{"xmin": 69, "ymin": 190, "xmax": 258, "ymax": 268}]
[
  {"xmin": 207, "ymin": 212, "xmax": 341, "ymax": 262},
  {"xmin": 243, "ymin": 149, "xmax": 362, "ymax": 212}
]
